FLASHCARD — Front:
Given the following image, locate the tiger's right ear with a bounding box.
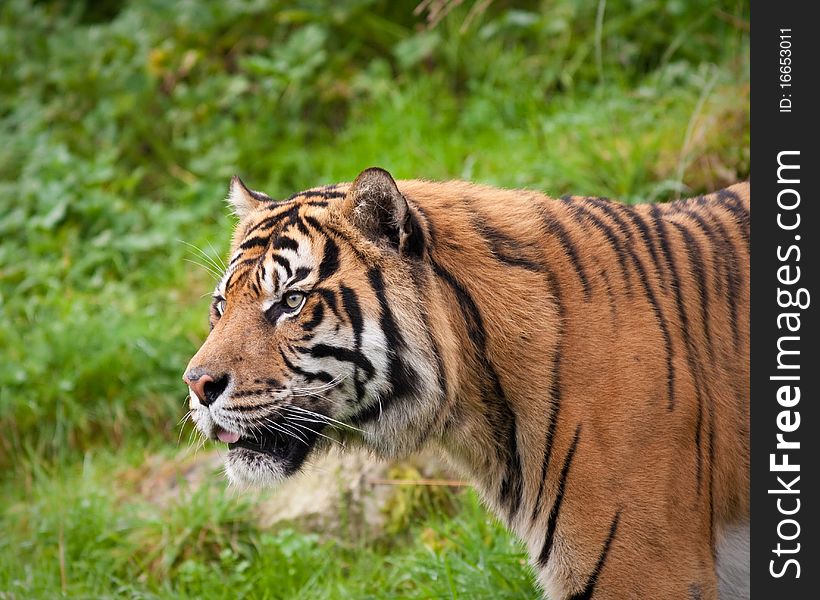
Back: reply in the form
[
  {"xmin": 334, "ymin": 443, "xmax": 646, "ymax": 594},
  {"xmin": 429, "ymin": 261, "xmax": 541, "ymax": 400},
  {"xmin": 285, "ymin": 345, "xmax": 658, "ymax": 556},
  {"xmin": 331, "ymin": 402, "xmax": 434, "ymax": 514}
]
[
  {"xmin": 227, "ymin": 176, "xmax": 272, "ymax": 220},
  {"xmin": 343, "ymin": 167, "xmax": 425, "ymax": 257}
]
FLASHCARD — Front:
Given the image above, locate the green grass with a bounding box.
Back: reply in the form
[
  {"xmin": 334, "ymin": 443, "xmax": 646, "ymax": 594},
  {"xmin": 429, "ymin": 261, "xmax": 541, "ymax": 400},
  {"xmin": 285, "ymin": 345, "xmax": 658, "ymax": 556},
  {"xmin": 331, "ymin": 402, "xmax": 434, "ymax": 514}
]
[
  {"xmin": 0, "ymin": 446, "xmax": 537, "ymax": 599},
  {"xmin": 0, "ymin": 0, "xmax": 748, "ymax": 596}
]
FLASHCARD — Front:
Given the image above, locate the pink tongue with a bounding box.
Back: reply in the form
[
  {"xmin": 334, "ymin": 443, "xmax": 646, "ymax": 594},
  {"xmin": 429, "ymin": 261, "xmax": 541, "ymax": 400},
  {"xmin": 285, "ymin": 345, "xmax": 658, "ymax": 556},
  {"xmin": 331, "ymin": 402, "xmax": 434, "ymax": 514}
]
[{"xmin": 217, "ymin": 428, "xmax": 240, "ymax": 444}]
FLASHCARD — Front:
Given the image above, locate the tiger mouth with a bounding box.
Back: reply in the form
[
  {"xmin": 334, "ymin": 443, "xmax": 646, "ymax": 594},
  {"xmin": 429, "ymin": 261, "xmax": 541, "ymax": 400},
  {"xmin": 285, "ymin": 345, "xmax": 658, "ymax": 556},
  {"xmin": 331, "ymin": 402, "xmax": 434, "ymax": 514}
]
[
  {"xmin": 225, "ymin": 422, "xmax": 323, "ymax": 475},
  {"xmin": 228, "ymin": 431, "xmax": 295, "ymax": 456}
]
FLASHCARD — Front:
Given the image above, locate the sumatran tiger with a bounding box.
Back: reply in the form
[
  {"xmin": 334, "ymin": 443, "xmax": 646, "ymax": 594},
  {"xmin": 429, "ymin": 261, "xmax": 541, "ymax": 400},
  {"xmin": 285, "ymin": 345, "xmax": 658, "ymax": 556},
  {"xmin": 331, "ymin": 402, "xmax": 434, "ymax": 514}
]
[{"xmin": 182, "ymin": 168, "xmax": 750, "ymax": 600}]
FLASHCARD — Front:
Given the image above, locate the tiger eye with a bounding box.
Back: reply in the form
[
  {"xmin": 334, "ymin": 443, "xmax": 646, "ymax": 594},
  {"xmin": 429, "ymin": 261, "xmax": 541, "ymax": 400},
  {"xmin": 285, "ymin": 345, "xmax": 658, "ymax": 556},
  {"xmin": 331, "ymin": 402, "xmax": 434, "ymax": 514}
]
[{"xmin": 284, "ymin": 291, "xmax": 304, "ymax": 309}]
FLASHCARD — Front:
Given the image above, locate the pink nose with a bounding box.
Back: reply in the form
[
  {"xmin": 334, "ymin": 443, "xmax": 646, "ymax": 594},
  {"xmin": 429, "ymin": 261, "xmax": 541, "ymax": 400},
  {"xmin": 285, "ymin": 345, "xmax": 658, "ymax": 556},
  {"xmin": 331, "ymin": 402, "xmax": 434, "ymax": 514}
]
[{"xmin": 183, "ymin": 369, "xmax": 227, "ymax": 406}]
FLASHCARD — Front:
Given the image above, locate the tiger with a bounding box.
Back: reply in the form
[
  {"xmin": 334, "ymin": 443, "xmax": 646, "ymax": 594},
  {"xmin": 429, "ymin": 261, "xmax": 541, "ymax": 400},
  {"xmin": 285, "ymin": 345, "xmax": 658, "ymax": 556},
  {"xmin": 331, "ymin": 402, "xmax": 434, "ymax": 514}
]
[{"xmin": 183, "ymin": 168, "xmax": 750, "ymax": 600}]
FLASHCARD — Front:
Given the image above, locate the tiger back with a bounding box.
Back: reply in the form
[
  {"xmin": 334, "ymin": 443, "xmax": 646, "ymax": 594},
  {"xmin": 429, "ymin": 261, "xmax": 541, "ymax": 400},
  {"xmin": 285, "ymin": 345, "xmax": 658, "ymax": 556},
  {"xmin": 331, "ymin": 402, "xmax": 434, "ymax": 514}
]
[{"xmin": 183, "ymin": 168, "xmax": 750, "ymax": 599}]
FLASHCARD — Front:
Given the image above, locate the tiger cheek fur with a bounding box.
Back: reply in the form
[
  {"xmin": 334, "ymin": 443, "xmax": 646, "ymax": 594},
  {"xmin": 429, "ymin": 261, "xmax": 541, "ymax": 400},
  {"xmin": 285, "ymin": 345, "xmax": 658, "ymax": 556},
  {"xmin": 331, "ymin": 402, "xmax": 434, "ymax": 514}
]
[{"xmin": 183, "ymin": 168, "xmax": 750, "ymax": 600}]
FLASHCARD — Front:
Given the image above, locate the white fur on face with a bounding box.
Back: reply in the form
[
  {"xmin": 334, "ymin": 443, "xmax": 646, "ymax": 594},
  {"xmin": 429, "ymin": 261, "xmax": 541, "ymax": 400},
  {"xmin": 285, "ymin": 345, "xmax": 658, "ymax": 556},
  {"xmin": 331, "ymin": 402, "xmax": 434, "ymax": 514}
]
[
  {"xmin": 188, "ymin": 387, "xmax": 201, "ymax": 411},
  {"xmin": 224, "ymin": 447, "xmax": 287, "ymax": 487}
]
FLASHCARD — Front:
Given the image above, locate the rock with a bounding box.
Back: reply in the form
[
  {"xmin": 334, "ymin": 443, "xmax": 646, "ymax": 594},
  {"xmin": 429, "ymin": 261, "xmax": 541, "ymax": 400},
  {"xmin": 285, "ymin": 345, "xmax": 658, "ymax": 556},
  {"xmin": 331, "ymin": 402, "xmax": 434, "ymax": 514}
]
[{"xmin": 127, "ymin": 445, "xmax": 459, "ymax": 536}]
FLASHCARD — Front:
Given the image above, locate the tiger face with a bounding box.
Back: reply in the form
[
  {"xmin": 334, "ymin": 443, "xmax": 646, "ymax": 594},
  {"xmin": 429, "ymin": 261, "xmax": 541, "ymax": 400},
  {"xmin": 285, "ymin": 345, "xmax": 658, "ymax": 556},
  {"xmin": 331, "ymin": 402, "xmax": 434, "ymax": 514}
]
[{"xmin": 183, "ymin": 168, "xmax": 444, "ymax": 486}]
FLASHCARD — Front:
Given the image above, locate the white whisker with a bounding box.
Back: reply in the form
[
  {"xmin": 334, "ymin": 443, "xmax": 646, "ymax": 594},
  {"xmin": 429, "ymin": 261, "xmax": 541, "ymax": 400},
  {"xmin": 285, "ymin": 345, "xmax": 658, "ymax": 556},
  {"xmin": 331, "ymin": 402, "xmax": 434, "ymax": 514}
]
[
  {"xmin": 183, "ymin": 258, "xmax": 221, "ymax": 281},
  {"xmin": 284, "ymin": 404, "xmax": 365, "ymax": 434},
  {"xmin": 177, "ymin": 410, "xmax": 193, "ymax": 447},
  {"xmin": 206, "ymin": 240, "xmax": 227, "ymax": 271},
  {"xmin": 179, "ymin": 239, "xmax": 226, "ymax": 276},
  {"xmin": 253, "ymin": 417, "xmax": 297, "ymax": 442},
  {"xmin": 284, "ymin": 418, "xmax": 344, "ymax": 447},
  {"xmin": 291, "ymin": 373, "xmax": 348, "ymax": 394},
  {"xmin": 275, "ymin": 420, "xmax": 310, "ymax": 444}
]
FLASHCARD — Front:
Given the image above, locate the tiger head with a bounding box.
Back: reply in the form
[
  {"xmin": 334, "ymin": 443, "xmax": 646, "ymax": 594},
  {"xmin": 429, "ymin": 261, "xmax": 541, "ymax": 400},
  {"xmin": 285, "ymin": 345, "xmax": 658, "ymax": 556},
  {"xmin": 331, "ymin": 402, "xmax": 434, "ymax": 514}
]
[{"xmin": 183, "ymin": 168, "xmax": 447, "ymax": 486}]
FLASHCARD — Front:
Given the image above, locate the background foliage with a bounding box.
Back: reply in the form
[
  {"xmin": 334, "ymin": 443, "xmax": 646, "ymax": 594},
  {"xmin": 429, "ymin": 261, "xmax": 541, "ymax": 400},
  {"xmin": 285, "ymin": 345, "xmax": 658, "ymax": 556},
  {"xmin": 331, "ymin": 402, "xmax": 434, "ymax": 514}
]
[{"xmin": 1, "ymin": 0, "xmax": 748, "ymax": 597}]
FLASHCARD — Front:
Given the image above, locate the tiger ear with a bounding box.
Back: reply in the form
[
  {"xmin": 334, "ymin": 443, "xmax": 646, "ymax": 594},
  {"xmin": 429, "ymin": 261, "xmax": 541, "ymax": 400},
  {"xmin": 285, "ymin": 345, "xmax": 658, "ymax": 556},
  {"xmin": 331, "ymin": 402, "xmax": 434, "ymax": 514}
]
[
  {"xmin": 344, "ymin": 167, "xmax": 423, "ymax": 257},
  {"xmin": 227, "ymin": 176, "xmax": 271, "ymax": 220}
]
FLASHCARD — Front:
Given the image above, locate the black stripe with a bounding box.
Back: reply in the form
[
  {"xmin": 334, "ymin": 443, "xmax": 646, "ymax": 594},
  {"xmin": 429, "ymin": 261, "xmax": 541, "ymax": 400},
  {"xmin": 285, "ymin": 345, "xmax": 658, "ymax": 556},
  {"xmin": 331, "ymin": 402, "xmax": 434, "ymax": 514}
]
[
  {"xmin": 261, "ymin": 205, "xmax": 309, "ymax": 237},
  {"xmin": 580, "ymin": 199, "xmax": 675, "ymax": 411},
  {"xmin": 403, "ymin": 207, "xmax": 427, "ymax": 257},
  {"xmin": 490, "ymin": 251, "xmax": 545, "ymax": 272},
  {"xmin": 302, "ymin": 301, "xmax": 325, "ymax": 332},
  {"xmin": 224, "ymin": 263, "xmax": 255, "ymax": 293},
  {"xmin": 228, "ymin": 246, "xmax": 260, "ymax": 268},
  {"xmin": 407, "ymin": 265, "xmax": 449, "ymax": 434},
  {"xmin": 715, "ymin": 189, "xmax": 750, "ymax": 251},
  {"xmin": 649, "ymin": 203, "xmax": 675, "ymax": 293},
  {"xmin": 431, "ymin": 259, "xmax": 523, "ymax": 520},
  {"xmin": 471, "ymin": 215, "xmax": 547, "ymax": 273},
  {"xmin": 539, "ymin": 423, "xmax": 582, "ymax": 567},
  {"xmin": 539, "ymin": 205, "xmax": 592, "ymax": 300},
  {"xmin": 340, "ymin": 285, "xmax": 365, "ymax": 402},
  {"xmin": 287, "ymin": 189, "xmax": 345, "ymax": 201},
  {"xmin": 223, "ymin": 268, "xmax": 239, "ymax": 294},
  {"xmin": 239, "ymin": 235, "xmax": 270, "ymax": 251},
  {"xmin": 308, "ymin": 343, "xmax": 374, "ymax": 378},
  {"xmin": 288, "ymin": 214, "xmax": 312, "ymax": 238},
  {"xmin": 248, "ymin": 278, "xmax": 260, "ymax": 296},
  {"xmin": 348, "ymin": 398, "xmax": 382, "ymax": 426},
  {"xmin": 671, "ymin": 205, "xmax": 731, "ymax": 357},
  {"xmin": 623, "ymin": 205, "xmax": 667, "ymax": 291},
  {"xmin": 236, "ymin": 256, "xmax": 261, "ymax": 269},
  {"xmin": 319, "ymin": 236, "xmax": 340, "ymax": 280},
  {"xmin": 589, "ymin": 199, "xmax": 667, "ymax": 293},
  {"xmin": 290, "ymin": 266, "xmax": 312, "ymax": 286},
  {"xmin": 255, "ymin": 264, "xmax": 264, "ymax": 292},
  {"xmin": 412, "ymin": 201, "xmax": 438, "ymax": 245},
  {"xmin": 272, "ymin": 254, "xmax": 292, "ymax": 279},
  {"xmin": 709, "ymin": 398, "xmax": 716, "ymax": 559},
  {"xmin": 651, "ymin": 203, "xmax": 703, "ymax": 413},
  {"xmin": 561, "ymin": 198, "xmax": 633, "ymax": 294},
  {"xmin": 273, "ymin": 236, "xmax": 300, "ymax": 252},
  {"xmin": 301, "ymin": 214, "xmax": 324, "ymax": 232},
  {"xmin": 655, "ymin": 210, "xmax": 708, "ymax": 492},
  {"xmin": 321, "ymin": 220, "xmax": 372, "ymax": 265},
  {"xmin": 533, "ymin": 269, "xmax": 564, "ymax": 520},
  {"xmin": 569, "ymin": 510, "xmax": 621, "ymax": 600},
  {"xmin": 245, "ymin": 204, "xmax": 300, "ymax": 238},
  {"xmin": 317, "ymin": 288, "xmax": 342, "ymax": 321},
  {"xmin": 669, "ymin": 221, "xmax": 713, "ymax": 364},
  {"xmin": 596, "ymin": 258, "xmax": 618, "ymax": 324},
  {"xmin": 696, "ymin": 201, "xmax": 743, "ymax": 347},
  {"xmin": 232, "ymin": 389, "xmax": 266, "ymax": 398},
  {"xmin": 279, "ymin": 349, "xmax": 334, "ymax": 384},
  {"xmin": 676, "ymin": 201, "xmax": 727, "ymax": 299},
  {"xmin": 368, "ymin": 268, "xmax": 418, "ymax": 404},
  {"xmin": 225, "ymin": 401, "xmax": 271, "ymax": 411}
]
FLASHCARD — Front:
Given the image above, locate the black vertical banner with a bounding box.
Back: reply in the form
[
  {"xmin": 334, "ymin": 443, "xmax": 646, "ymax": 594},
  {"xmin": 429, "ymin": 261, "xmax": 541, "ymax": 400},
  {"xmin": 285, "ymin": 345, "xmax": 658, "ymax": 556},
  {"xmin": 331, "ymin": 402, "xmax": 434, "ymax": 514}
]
[{"xmin": 751, "ymin": 2, "xmax": 819, "ymax": 598}]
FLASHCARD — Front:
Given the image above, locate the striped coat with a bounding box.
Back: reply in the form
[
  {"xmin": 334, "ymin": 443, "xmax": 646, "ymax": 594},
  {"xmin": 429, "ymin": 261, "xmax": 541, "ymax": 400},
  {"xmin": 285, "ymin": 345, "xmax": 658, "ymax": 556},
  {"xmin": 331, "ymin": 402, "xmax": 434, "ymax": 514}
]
[{"xmin": 184, "ymin": 168, "xmax": 750, "ymax": 599}]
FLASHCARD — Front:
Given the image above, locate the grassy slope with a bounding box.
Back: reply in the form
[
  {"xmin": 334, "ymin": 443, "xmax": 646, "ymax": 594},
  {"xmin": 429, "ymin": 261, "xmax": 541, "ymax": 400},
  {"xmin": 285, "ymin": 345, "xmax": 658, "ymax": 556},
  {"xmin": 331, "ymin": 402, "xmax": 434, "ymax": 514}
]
[{"xmin": 0, "ymin": 0, "xmax": 748, "ymax": 597}]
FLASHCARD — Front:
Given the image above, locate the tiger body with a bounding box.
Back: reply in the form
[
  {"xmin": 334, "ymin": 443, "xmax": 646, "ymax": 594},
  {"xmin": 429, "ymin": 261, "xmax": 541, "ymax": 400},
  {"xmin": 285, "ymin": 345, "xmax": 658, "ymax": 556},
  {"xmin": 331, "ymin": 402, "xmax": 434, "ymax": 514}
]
[{"xmin": 183, "ymin": 169, "xmax": 750, "ymax": 599}]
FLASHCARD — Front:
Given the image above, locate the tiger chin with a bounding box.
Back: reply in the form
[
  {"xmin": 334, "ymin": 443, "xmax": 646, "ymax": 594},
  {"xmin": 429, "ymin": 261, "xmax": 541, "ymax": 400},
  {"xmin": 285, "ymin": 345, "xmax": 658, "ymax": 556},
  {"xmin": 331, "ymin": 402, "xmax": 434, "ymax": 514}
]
[{"xmin": 183, "ymin": 168, "xmax": 750, "ymax": 600}]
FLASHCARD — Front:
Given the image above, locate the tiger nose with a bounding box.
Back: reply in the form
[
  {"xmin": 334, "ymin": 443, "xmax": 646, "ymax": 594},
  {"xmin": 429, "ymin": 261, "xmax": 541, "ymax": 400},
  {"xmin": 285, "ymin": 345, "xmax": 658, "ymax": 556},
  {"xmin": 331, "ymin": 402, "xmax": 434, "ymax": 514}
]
[{"xmin": 183, "ymin": 368, "xmax": 229, "ymax": 406}]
